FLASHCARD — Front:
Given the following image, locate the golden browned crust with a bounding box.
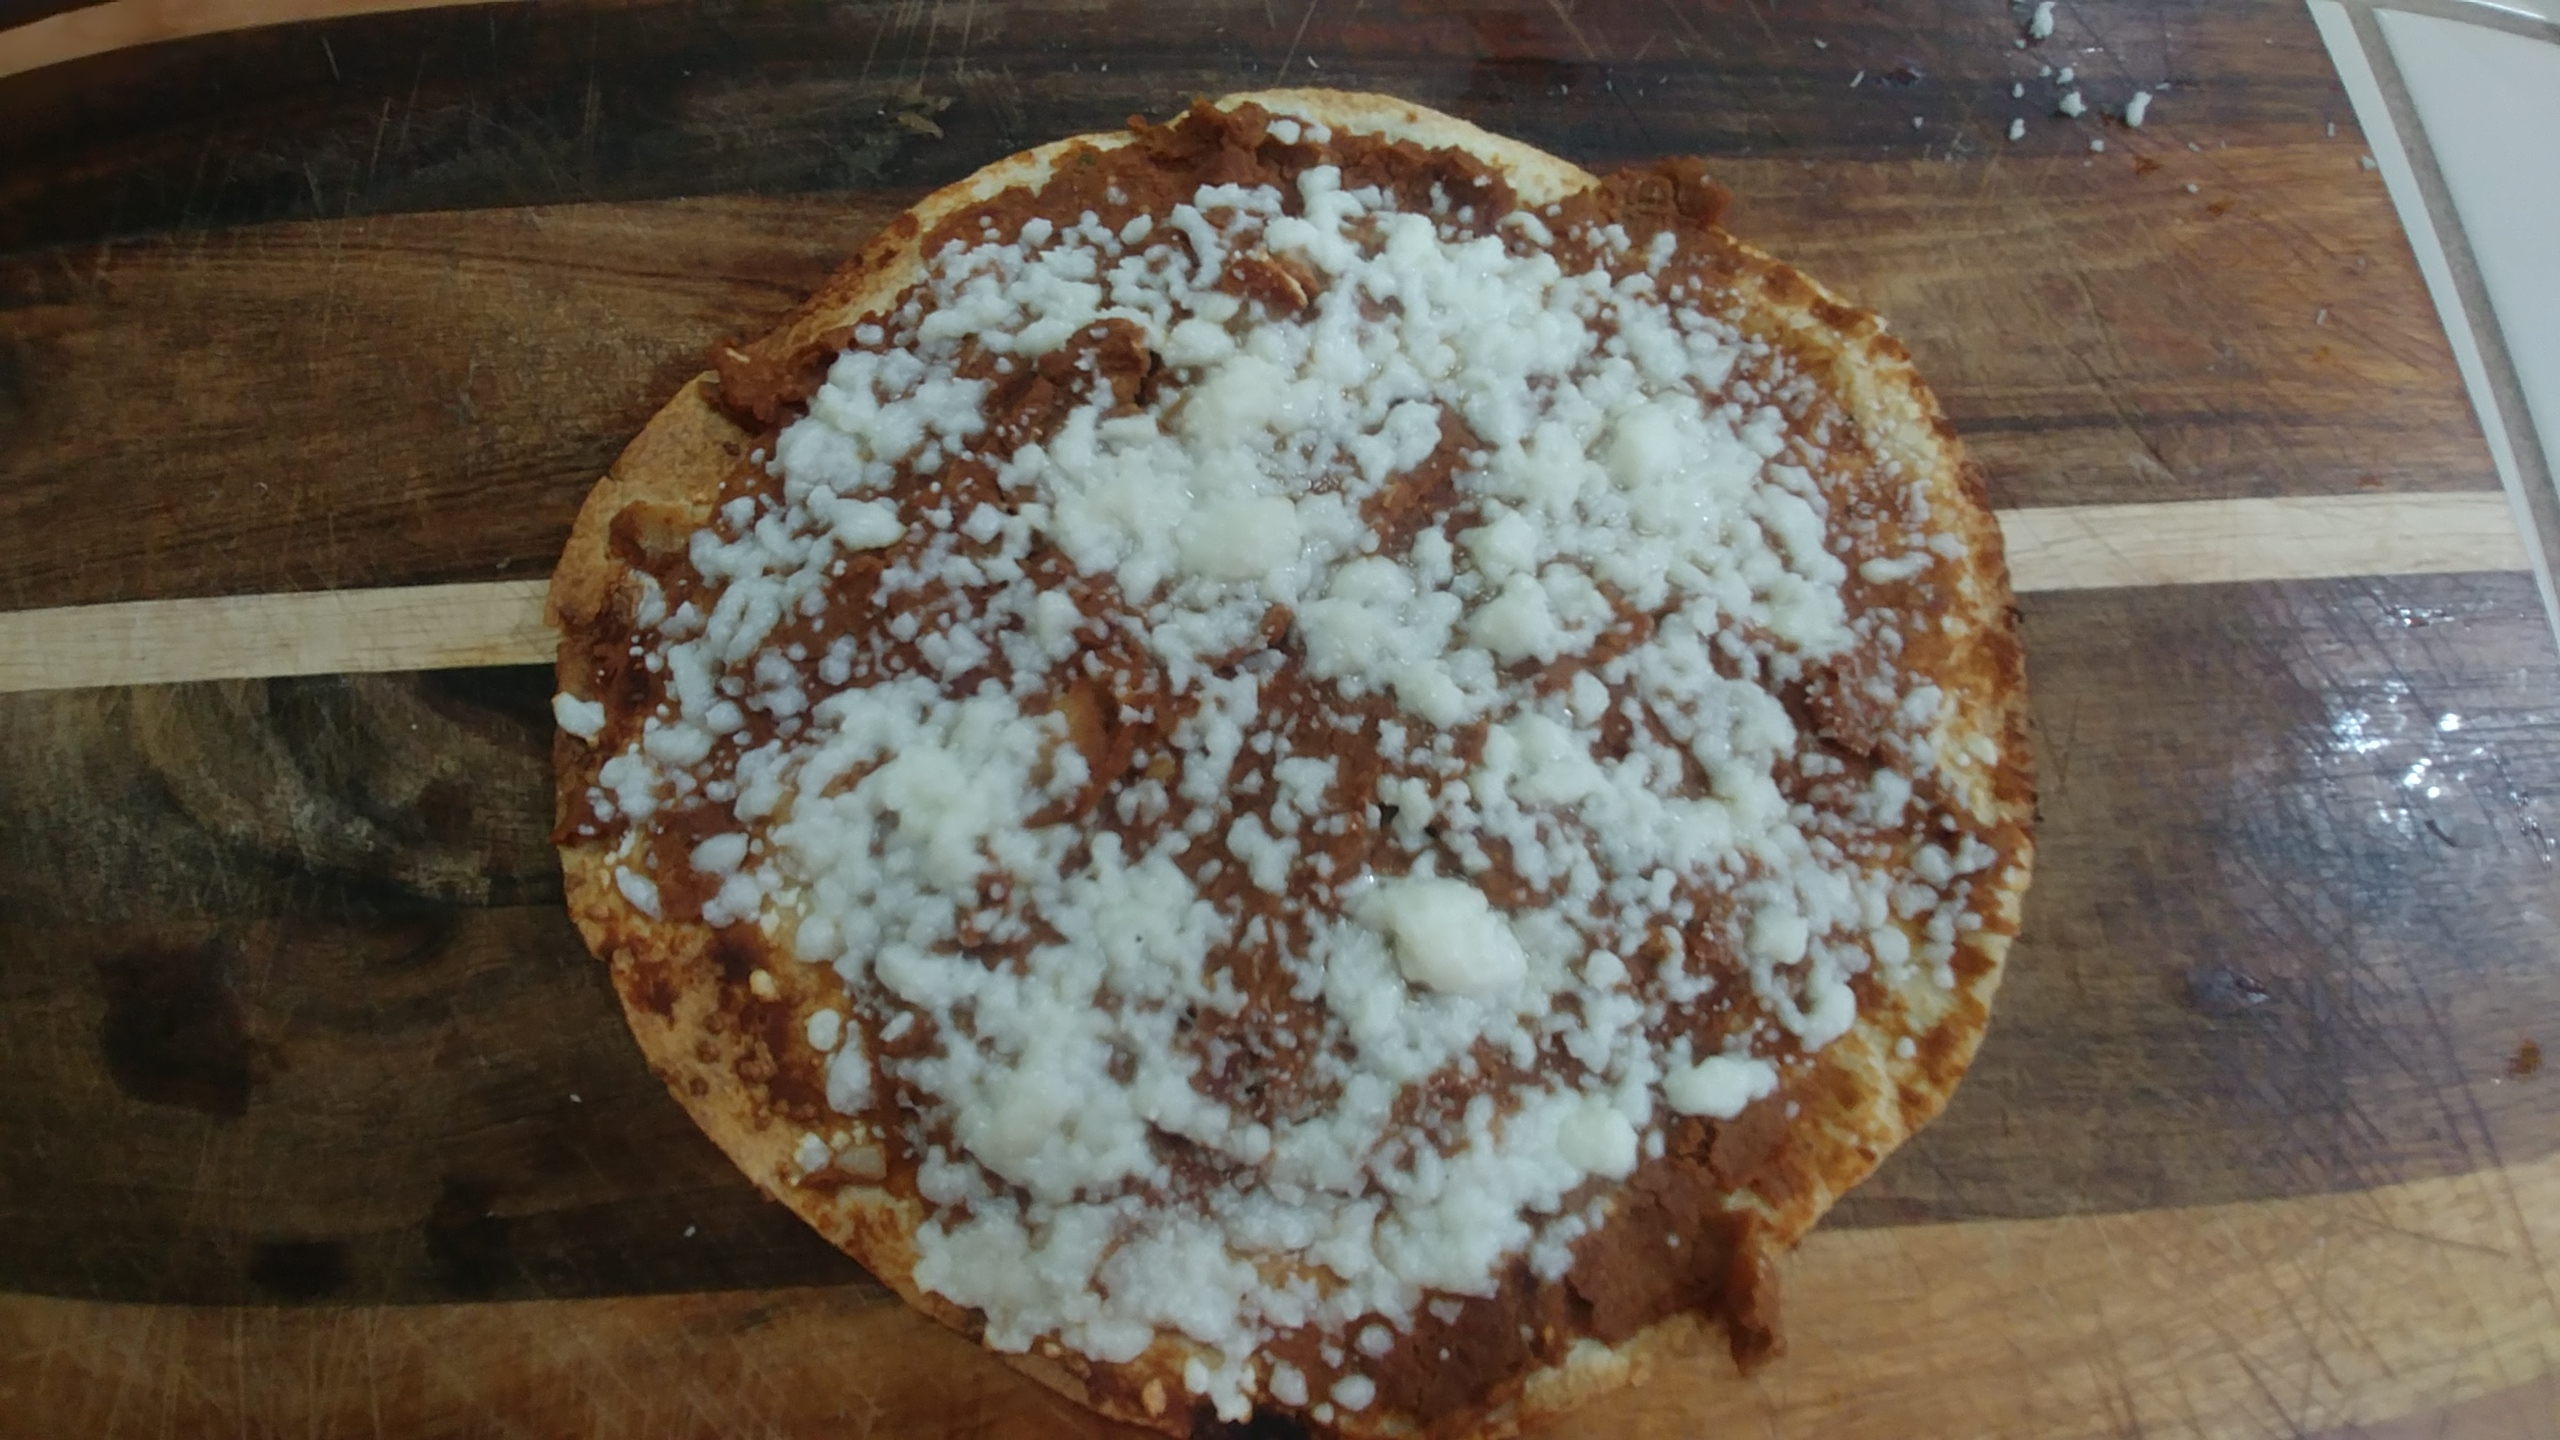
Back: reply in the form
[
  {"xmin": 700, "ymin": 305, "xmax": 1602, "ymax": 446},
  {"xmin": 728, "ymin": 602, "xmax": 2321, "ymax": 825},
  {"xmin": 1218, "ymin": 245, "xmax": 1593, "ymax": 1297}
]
[{"xmin": 551, "ymin": 89, "xmax": 2033, "ymax": 1440}]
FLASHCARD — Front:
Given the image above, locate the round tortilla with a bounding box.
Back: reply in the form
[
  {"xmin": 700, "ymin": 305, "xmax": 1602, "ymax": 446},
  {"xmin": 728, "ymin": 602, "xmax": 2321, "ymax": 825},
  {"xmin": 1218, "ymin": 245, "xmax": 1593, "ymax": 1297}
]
[{"xmin": 549, "ymin": 89, "xmax": 2033, "ymax": 1440}]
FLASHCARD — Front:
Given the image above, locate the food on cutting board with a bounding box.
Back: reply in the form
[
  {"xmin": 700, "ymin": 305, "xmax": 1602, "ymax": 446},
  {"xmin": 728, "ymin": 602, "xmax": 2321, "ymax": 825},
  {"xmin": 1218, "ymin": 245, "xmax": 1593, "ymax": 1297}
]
[{"xmin": 547, "ymin": 90, "xmax": 2034, "ymax": 1439}]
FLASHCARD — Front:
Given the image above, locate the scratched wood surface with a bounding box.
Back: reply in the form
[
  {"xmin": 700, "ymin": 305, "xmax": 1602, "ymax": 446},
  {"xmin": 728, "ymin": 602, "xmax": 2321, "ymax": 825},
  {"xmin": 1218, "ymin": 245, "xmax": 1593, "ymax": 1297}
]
[{"xmin": 0, "ymin": 0, "xmax": 2555, "ymax": 1437}]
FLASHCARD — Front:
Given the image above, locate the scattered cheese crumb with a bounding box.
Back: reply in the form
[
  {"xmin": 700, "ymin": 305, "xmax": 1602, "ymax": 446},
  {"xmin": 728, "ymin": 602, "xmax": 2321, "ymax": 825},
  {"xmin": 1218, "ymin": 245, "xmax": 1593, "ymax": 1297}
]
[
  {"xmin": 794, "ymin": 1132, "xmax": 831, "ymax": 1174},
  {"xmin": 806, "ymin": 1008, "xmax": 845, "ymax": 1053},
  {"xmin": 1358, "ymin": 876, "xmax": 1527, "ymax": 996},
  {"xmin": 2007, "ymin": 117, "xmax": 2026, "ymax": 142},
  {"xmin": 552, "ymin": 692, "xmax": 608, "ymax": 740},
  {"xmin": 2058, "ymin": 89, "xmax": 2086, "ymax": 118},
  {"xmin": 2124, "ymin": 90, "xmax": 2152, "ymax": 127},
  {"xmin": 613, "ymin": 867, "xmax": 661, "ymax": 919},
  {"xmin": 1665, "ymin": 1054, "xmax": 1781, "ymax": 1119},
  {"xmin": 2027, "ymin": 1, "xmax": 2055, "ymax": 40},
  {"xmin": 1269, "ymin": 1363, "xmax": 1309, "ymax": 1407}
]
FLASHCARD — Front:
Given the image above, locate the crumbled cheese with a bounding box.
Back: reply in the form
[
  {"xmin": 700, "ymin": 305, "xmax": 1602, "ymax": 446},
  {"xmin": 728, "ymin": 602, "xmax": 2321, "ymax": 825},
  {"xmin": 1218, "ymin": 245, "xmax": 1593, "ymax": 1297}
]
[
  {"xmin": 586, "ymin": 125, "xmax": 1988, "ymax": 1410},
  {"xmin": 552, "ymin": 692, "xmax": 607, "ymax": 740},
  {"xmin": 614, "ymin": 867, "xmax": 661, "ymax": 919},
  {"xmin": 2007, "ymin": 118, "xmax": 2027, "ymax": 143},
  {"xmin": 1356, "ymin": 875, "xmax": 1527, "ymax": 996},
  {"xmin": 795, "ymin": 1131, "xmax": 832, "ymax": 1173},
  {"xmin": 806, "ymin": 1008, "xmax": 844, "ymax": 1053},
  {"xmin": 1664, "ymin": 1053, "xmax": 1780, "ymax": 1118},
  {"xmin": 2058, "ymin": 90, "xmax": 2086, "ymax": 118},
  {"xmin": 825, "ymin": 1027, "xmax": 872, "ymax": 1114},
  {"xmin": 2124, "ymin": 90, "xmax": 2152, "ymax": 127},
  {"xmin": 1270, "ymin": 1361, "xmax": 1309, "ymax": 1406},
  {"xmin": 2027, "ymin": 1, "xmax": 2055, "ymax": 40},
  {"xmin": 1557, "ymin": 1097, "xmax": 1639, "ymax": 1178}
]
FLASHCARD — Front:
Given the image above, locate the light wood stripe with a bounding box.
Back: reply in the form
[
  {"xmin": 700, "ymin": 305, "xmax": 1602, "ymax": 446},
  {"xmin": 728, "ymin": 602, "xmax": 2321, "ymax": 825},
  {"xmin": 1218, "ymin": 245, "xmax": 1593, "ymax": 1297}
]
[
  {"xmin": 1, "ymin": 1148, "xmax": 2550, "ymax": 1438},
  {"xmin": 0, "ymin": 0, "xmax": 517, "ymax": 81},
  {"xmin": 0, "ymin": 577, "xmax": 554, "ymax": 694},
  {"xmin": 0, "ymin": 495, "xmax": 2532, "ymax": 696},
  {"xmin": 1997, "ymin": 491, "xmax": 2529, "ymax": 591}
]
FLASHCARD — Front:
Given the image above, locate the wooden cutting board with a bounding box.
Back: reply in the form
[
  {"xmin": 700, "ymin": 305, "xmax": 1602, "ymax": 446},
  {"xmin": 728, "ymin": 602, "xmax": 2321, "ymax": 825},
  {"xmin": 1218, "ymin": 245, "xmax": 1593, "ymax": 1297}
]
[{"xmin": 2, "ymin": 1, "xmax": 2556, "ymax": 1435}]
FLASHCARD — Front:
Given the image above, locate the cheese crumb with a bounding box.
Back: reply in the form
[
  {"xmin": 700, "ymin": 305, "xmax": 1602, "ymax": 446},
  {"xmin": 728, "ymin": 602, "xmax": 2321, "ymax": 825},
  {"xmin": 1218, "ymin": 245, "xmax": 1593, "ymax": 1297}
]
[
  {"xmin": 806, "ymin": 1008, "xmax": 844, "ymax": 1053},
  {"xmin": 613, "ymin": 867, "xmax": 661, "ymax": 919},
  {"xmin": 1269, "ymin": 1362, "xmax": 1309, "ymax": 1406},
  {"xmin": 1664, "ymin": 1054, "xmax": 1781, "ymax": 1119},
  {"xmin": 1558, "ymin": 1099, "xmax": 1640, "ymax": 1179},
  {"xmin": 1359, "ymin": 876, "xmax": 1528, "ymax": 996},
  {"xmin": 794, "ymin": 1132, "xmax": 831, "ymax": 1173},
  {"xmin": 553, "ymin": 692, "xmax": 607, "ymax": 740}
]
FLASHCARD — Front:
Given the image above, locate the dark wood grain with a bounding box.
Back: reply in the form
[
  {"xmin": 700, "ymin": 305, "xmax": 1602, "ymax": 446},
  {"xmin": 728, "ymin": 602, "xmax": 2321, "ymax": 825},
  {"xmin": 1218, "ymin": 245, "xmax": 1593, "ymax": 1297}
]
[
  {"xmin": 0, "ymin": 1286, "xmax": 1127, "ymax": 1440},
  {"xmin": 1837, "ymin": 569, "xmax": 2560, "ymax": 1226},
  {"xmin": 0, "ymin": 138, "xmax": 2490, "ymax": 611},
  {"xmin": 0, "ymin": 196, "xmax": 891, "ymax": 613},
  {"xmin": 0, "ymin": 0, "xmax": 83, "ymax": 31},
  {"xmin": 0, "ymin": 0, "xmax": 2364, "ymax": 255},
  {"xmin": 0, "ymin": 0, "xmax": 2501, "ymax": 615},
  {"xmin": 0, "ymin": 668, "xmax": 872, "ymax": 1306},
  {"xmin": 5, "ymin": 573, "xmax": 2553, "ymax": 1306}
]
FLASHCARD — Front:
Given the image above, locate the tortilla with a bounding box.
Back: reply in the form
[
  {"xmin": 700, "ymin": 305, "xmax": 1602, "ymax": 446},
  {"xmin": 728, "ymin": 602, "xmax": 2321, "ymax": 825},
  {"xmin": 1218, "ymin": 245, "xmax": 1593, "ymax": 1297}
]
[{"xmin": 549, "ymin": 90, "xmax": 2033, "ymax": 1439}]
